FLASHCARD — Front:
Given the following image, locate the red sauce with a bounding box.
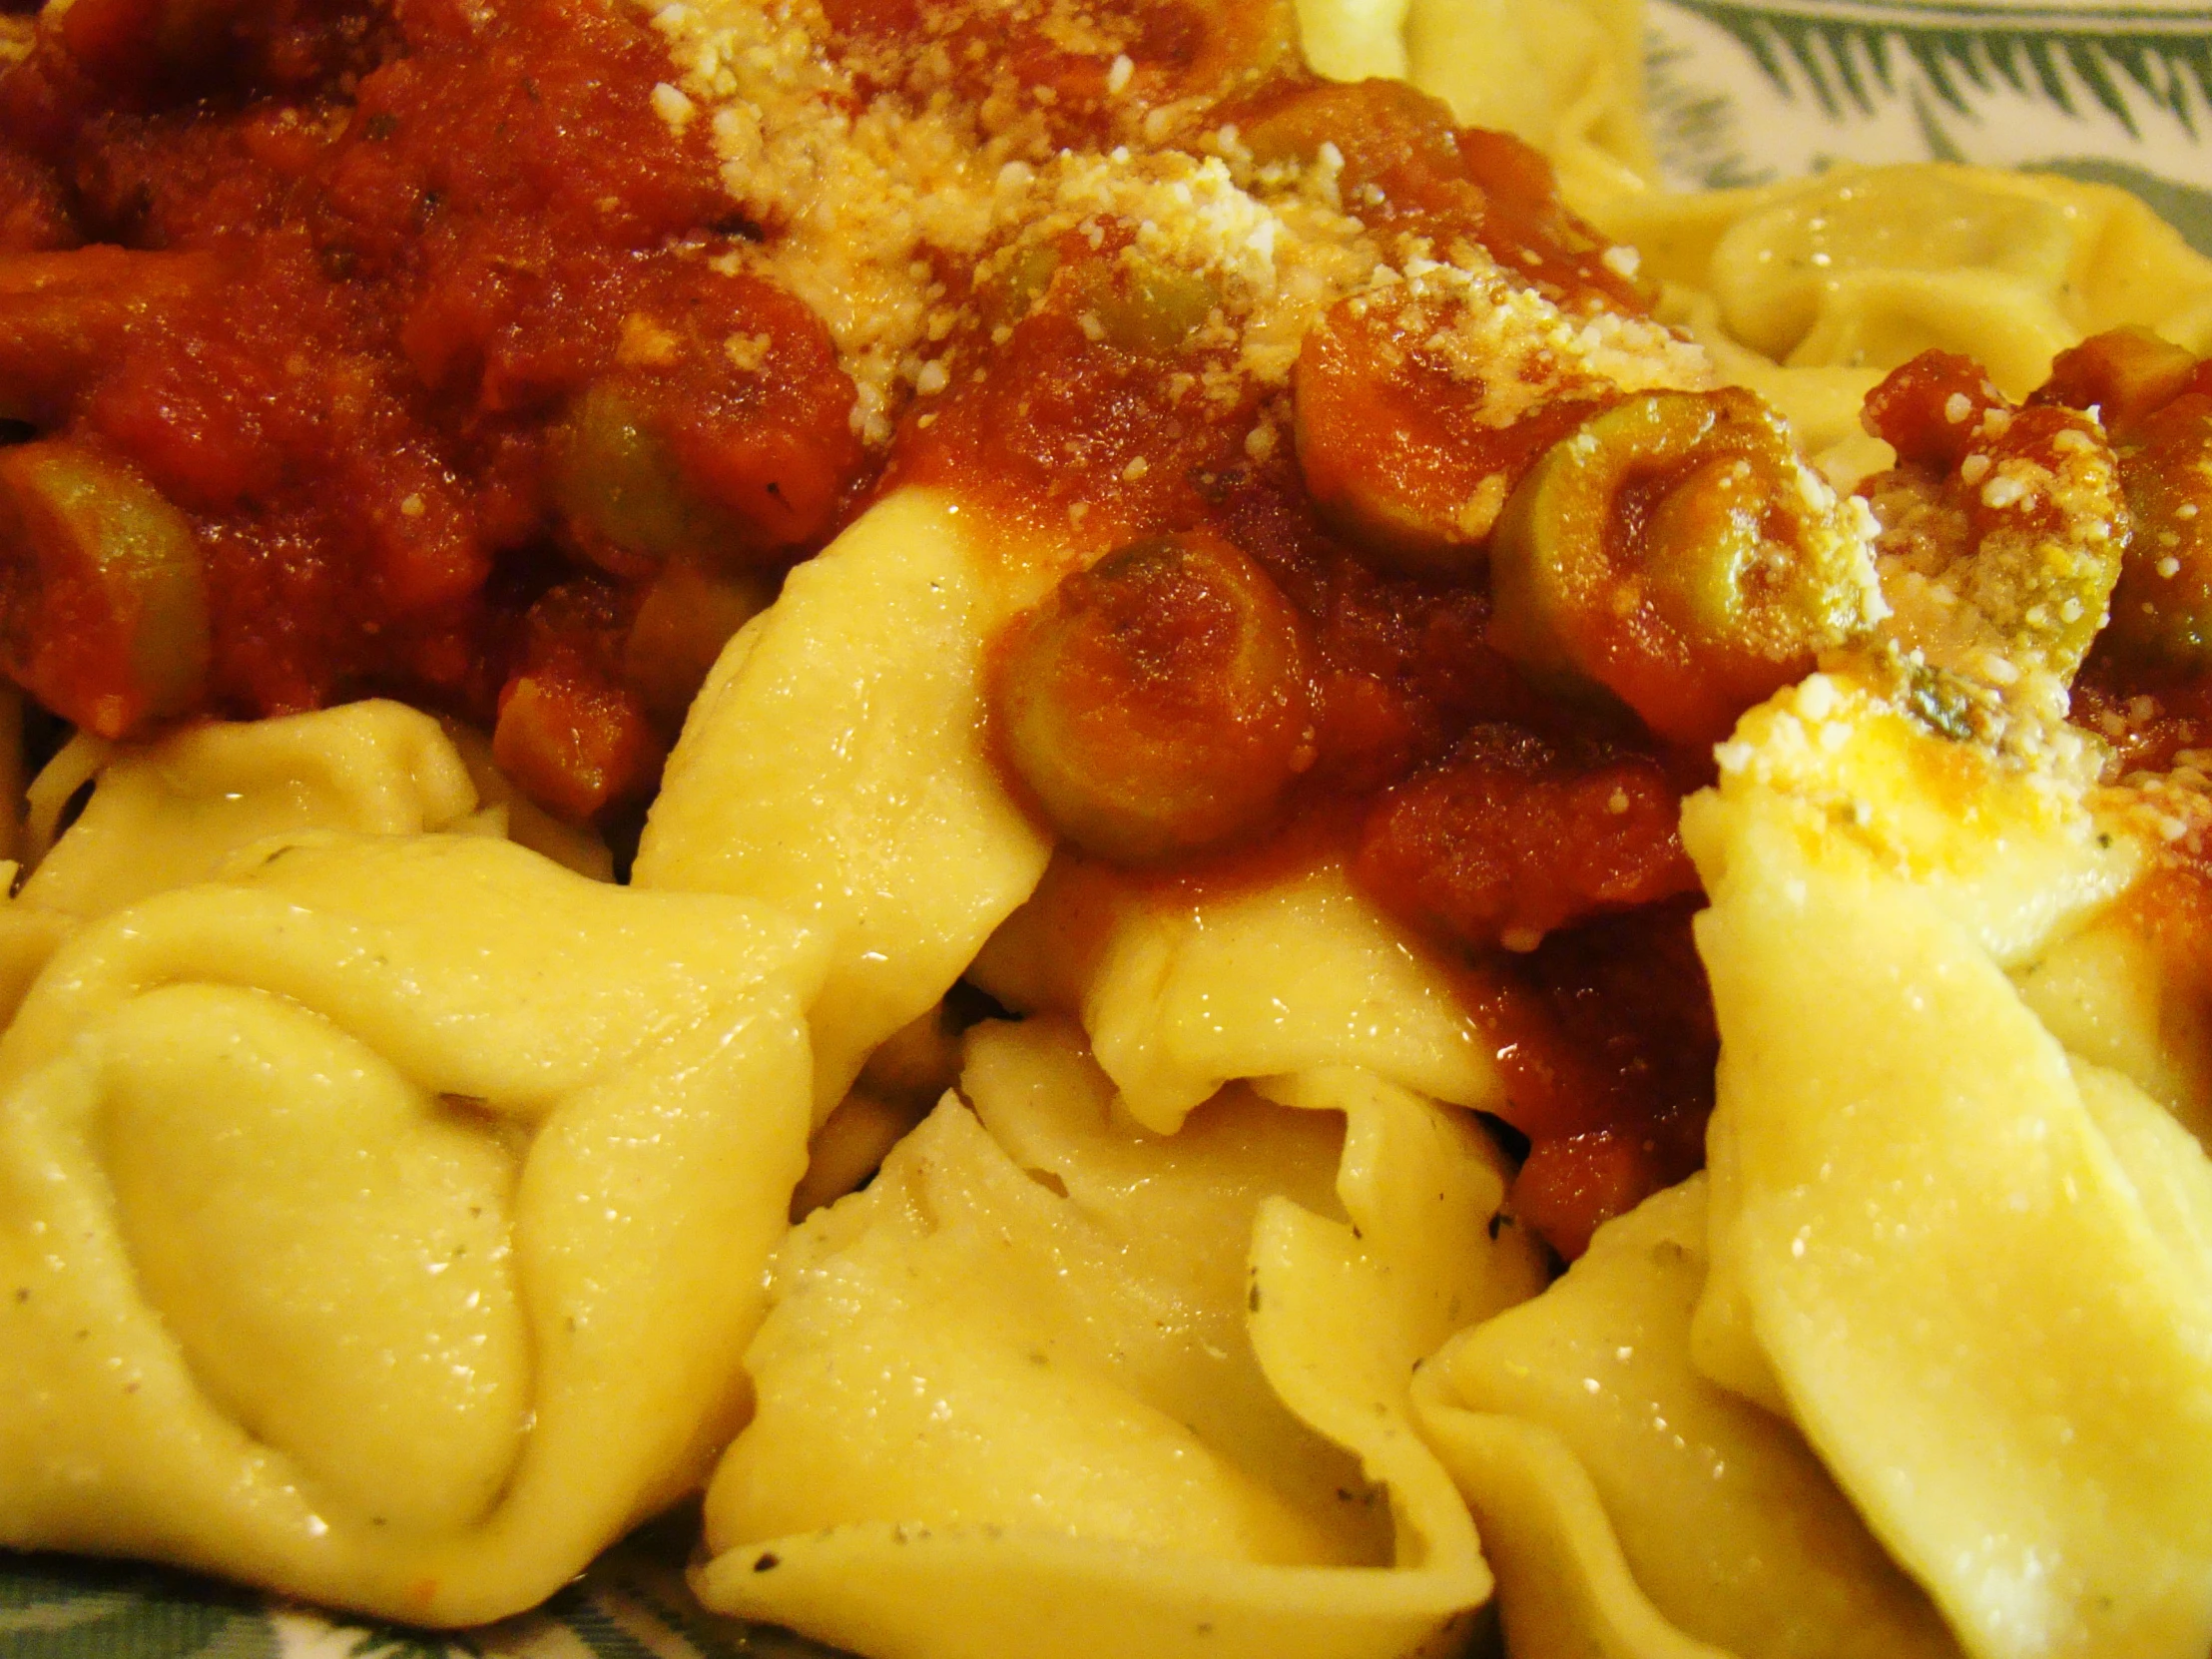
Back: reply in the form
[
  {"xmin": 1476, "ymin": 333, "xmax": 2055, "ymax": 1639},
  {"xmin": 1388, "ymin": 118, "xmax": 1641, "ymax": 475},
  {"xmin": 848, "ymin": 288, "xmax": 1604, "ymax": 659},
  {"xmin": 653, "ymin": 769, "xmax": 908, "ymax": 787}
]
[
  {"xmin": 896, "ymin": 75, "xmax": 1708, "ymax": 1254},
  {"xmin": 1859, "ymin": 348, "xmax": 2004, "ymax": 471},
  {"xmin": 819, "ymin": 0, "xmax": 1292, "ymax": 154},
  {"xmin": 4, "ymin": 6, "xmax": 1715, "ymax": 1256},
  {"xmin": 0, "ymin": 0, "xmax": 865, "ymax": 812},
  {"xmin": 2028, "ymin": 330, "xmax": 2212, "ymax": 747},
  {"xmin": 1354, "ymin": 724, "xmax": 1697, "ymax": 951}
]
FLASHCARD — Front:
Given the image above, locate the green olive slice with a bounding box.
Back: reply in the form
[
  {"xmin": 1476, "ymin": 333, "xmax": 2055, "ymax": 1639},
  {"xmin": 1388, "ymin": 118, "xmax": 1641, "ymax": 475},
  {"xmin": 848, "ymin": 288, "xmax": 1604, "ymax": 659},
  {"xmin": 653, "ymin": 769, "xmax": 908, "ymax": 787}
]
[
  {"xmin": 1488, "ymin": 388, "xmax": 1879, "ymax": 746},
  {"xmin": 0, "ymin": 249, "xmax": 220, "ymax": 425},
  {"xmin": 0, "ymin": 439, "xmax": 211, "ymax": 739},
  {"xmin": 1083, "ymin": 252, "xmax": 1218, "ymax": 358},
  {"xmin": 1292, "ymin": 285, "xmax": 1620, "ymax": 579},
  {"xmin": 2103, "ymin": 393, "xmax": 2212, "ymax": 673},
  {"xmin": 620, "ymin": 561, "xmax": 774, "ymax": 725},
  {"xmin": 551, "ymin": 381, "xmax": 738, "ymax": 573},
  {"xmin": 990, "ymin": 533, "xmax": 1312, "ymax": 864}
]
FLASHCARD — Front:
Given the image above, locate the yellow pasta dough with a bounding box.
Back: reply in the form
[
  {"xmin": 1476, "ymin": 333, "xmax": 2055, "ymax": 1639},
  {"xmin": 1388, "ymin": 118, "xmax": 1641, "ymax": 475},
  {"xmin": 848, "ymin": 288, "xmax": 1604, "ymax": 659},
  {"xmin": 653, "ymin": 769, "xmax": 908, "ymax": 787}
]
[
  {"xmin": 635, "ymin": 489, "xmax": 1057, "ymax": 1119},
  {"xmin": 1592, "ymin": 165, "xmax": 2212, "ymax": 476},
  {"xmin": 0, "ymin": 831, "xmax": 826, "ymax": 1625},
  {"xmin": 694, "ymin": 1015, "xmax": 1542, "ymax": 1659},
  {"xmin": 1415, "ymin": 1175, "xmax": 1956, "ymax": 1659},
  {"xmin": 19, "ymin": 0, "xmax": 2212, "ymax": 1646},
  {"xmin": 2012, "ymin": 903, "xmax": 2212, "ymax": 1148},
  {"xmin": 1683, "ymin": 676, "xmax": 2212, "ymax": 1659},
  {"xmin": 971, "ymin": 854, "xmax": 1505, "ymax": 1135},
  {"xmin": 17, "ymin": 702, "xmax": 484, "ymax": 918}
]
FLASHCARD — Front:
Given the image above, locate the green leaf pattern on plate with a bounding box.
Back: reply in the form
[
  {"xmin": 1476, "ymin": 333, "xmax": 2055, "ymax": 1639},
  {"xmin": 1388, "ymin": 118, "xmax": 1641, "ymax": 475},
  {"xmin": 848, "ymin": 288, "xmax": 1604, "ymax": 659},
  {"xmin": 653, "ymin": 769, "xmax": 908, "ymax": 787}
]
[
  {"xmin": 1648, "ymin": 0, "xmax": 2212, "ymax": 249},
  {"xmin": 0, "ymin": 1555, "xmax": 276, "ymax": 1659},
  {"xmin": 0, "ymin": 1541, "xmax": 850, "ymax": 1659}
]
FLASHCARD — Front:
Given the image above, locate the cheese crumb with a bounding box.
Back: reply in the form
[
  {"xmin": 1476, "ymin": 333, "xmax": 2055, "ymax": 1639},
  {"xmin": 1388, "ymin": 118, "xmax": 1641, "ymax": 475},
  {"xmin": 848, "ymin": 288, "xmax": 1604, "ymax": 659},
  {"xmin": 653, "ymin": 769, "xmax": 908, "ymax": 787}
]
[{"xmin": 650, "ymin": 81, "xmax": 696, "ymax": 130}]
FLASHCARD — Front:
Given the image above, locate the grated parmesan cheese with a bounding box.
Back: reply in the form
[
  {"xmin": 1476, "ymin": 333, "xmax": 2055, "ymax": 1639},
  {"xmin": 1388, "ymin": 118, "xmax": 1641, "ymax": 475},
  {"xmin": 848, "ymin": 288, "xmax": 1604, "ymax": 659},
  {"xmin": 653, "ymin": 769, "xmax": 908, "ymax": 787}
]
[{"xmin": 639, "ymin": 0, "xmax": 1709, "ymax": 456}]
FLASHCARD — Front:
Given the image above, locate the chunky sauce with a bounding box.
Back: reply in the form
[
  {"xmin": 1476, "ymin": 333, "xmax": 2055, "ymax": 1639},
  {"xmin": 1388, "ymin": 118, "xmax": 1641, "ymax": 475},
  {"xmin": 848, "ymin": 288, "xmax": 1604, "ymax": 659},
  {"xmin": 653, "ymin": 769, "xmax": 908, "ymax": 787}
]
[
  {"xmin": 1, "ymin": 0, "xmax": 862, "ymax": 814},
  {"xmin": 5, "ymin": 0, "xmax": 1739, "ymax": 1257}
]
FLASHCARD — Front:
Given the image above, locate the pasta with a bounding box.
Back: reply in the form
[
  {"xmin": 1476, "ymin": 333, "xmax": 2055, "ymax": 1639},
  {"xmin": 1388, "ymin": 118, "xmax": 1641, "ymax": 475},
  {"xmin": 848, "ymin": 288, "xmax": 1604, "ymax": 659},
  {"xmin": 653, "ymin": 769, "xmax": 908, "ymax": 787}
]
[
  {"xmin": 1685, "ymin": 679, "xmax": 2212, "ymax": 1659},
  {"xmin": 969, "ymin": 853, "xmax": 1504, "ymax": 1133},
  {"xmin": 696, "ymin": 1017, "xmax": 1539, "ymax": 1659},
  {"xmin": 2, "ymin": 0, "xmax": 2212, "ymax": 1654},
  {"xmin": 1597, "ymin": 166, "xmax": 2212, "ymax": 479},
  {"xmin": 634, "ymin": 489, "xmax": 1054, "ymax": 1116},
  {"xmin": 0, "ymin": 714, "xmax": 827, "ymax": 1623},
  {"xmin": 1415, "ymin": 1176, "xmax": 1956, "ymax": 1659}
]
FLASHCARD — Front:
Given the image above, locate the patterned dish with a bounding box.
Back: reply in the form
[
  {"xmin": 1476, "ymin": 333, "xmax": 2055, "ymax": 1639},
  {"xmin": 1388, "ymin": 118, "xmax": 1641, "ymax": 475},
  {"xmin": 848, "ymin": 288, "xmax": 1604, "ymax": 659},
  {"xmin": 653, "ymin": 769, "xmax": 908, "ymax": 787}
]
[
  {"xmin": 1648, "ymin": 0, "xmax": 2212, "ymax": 239},
  {"xmin": 6, "ymin": 3, "xmax": 2210, "ymax": 1657}
]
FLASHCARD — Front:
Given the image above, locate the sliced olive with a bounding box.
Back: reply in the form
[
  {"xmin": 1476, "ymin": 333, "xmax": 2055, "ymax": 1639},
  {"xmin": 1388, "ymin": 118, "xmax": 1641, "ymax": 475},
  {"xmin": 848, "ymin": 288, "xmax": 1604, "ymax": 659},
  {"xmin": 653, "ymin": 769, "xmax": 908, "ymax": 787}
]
[
  {"xmin": 1489, "ymin": 388, "xmax": 1879, "ymax": 746},
  {"xmin": 0, "ymin": 249, "xmax": 219, "ymax": 425},
  {"xmin": 982, "ymin": 243, "xmax": 1061, "ymax": 332},
  {"xmin": 1293, "ymin": 286, "xmax": 1612, "ymax": 577},
  {"xmin": 2103, "ymin": 393, "xmax": 2212, "ymax": 673},
  {"xmin": 1079, "ymin": 251, "xmax": 1218, "ymax": 358},
  {"xmin": 0, "ymin": 440, "xmax": 209, "ymax": 740},
  {"xmin": 1234, "ymin": 78, "xmax": 1463, "ymax": 195},
  {"xmin": 620, "ymin": 560, "xmax": 773, "ymax": 725},
  {"xmin": 990, "ymin": 532, "xmax": 1311, "ymax": 864},
  {"xmin": 1862, "ymin": 352, "xmax": 2124, "ymax": 685},
  {"xmin": 550, "ymin": 381, "xmax": 737, "ymax": 574}
]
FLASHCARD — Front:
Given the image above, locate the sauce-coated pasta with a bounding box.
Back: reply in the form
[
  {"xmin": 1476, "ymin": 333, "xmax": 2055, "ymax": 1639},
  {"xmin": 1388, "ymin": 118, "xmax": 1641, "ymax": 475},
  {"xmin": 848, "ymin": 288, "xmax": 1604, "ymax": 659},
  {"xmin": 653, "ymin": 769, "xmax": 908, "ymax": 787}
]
[{"xmin": 1, "ymin": 0, "xmax": 2211, "ymax": 1656}]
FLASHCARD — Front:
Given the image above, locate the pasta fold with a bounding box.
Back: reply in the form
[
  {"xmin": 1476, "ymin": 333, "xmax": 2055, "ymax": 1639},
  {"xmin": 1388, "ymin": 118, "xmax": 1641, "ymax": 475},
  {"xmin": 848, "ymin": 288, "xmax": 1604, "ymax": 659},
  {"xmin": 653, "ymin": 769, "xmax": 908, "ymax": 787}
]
[
  {"xmin": 970, "ymin": 854, "xmax": 1505, "ymax": 1135},
  {"xmin": 694, "ymin": 1015, "xmax": 1542, "ymax": 1659},
  {"xmin": 634, "ymin": 489, "xmax": 1056, "ymax": 1118},
  {"xmin": 1682, "ymin": 675, "xmax": 2212, "ymax": 1659},
  {"xmin": 1296, "ymin": 0, "xmax": 1648, "ymax": 204},
  {"xmin": 0, "ymin": 831, "xmax": 826, "ymax": 1625},
  {"xmin": 1412, "ymin": 1176, "xmax": 1956, "ymax": 1659},
  {"xmin": 1593, "ymin": 166, "xmax": 2212, "ymax": 474},
  {"xmin": 2012, "ymin": 886, "xmax": 2212, "ymax": 1148},
  {"xmin": 18, "ymin": 702, "xmax": 485, "ymax": 918}
]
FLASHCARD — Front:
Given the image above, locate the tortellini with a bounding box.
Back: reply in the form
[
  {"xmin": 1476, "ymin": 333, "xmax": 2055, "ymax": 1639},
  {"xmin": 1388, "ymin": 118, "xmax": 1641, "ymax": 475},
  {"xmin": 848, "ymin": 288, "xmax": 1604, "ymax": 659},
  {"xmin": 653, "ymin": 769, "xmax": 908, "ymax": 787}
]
[
  {"xmin": 0, "ymin": 830, "xmax": 826, "ymax": 1625},
  {"xmin": 692, "ymin": 1015, "xmax": 1543, "ymax": 1659},
  {"xmin": 1680, "ymin": 675, "xmax": 2212, "ymax": 1659},
  {"xmin": 1592, "ymin": 166, "xmax": 2212, "ymax": 476},
  {"xmin": 970, "ymin": 853, "xmax": 1505, "ymax": 1135},
  {"xmin": 2011, "ymin": 876, "xmax": 2212, "ymax": 1149},
  {"xmin": 0, "ymin": 701, "xmax": 585, "ymax": 1041},
  {"xmin": 1414, "ymin": 1176, "xmax": 1956, "ymax": 1659},
  {"xmin": 1390, "ymin": 671, "xmax": 2212, "ymax": 1659},
  {"xmin": 15, "ymin": 4, "xmax": 2212, "ymax": 1652},
  {"xmin": 18, "ymin": 701, "xmax": 487, "ymax": 918},
  {"xmin": 635, "ymin": 489, "xmax": 1056, "ymax": 1117}
]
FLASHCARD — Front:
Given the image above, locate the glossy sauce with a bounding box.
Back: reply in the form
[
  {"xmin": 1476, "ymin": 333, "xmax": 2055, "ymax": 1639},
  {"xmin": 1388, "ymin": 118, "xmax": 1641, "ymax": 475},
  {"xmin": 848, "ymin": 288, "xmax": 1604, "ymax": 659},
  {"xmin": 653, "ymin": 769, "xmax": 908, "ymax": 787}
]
[
  {"xmin": 0, "ymin": 0, "xmax": 863, "ymax": 811},
  {"xmin": 5, "ymin": 0, "xmax": 1719, "ymax": 1258},
  {"xmin": 906, "ymin": 74, "xmax": 1714, "ymax": 1256}
]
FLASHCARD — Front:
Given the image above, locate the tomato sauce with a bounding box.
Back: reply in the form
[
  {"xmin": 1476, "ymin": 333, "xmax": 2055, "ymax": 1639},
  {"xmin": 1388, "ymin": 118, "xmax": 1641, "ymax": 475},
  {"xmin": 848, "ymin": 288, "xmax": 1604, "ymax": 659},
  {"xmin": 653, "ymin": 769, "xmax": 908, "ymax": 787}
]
[
  {"xmin": 3, "ymin": 0, "xmax": 1719, "ymax": 1257},
  {"xmin": 891, "ymin": 73, "xmax": 1714, "ymax": 1256},
  {"xmin": 0, "ymin": 0, "xmax": 864, "ymax": 813}
]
